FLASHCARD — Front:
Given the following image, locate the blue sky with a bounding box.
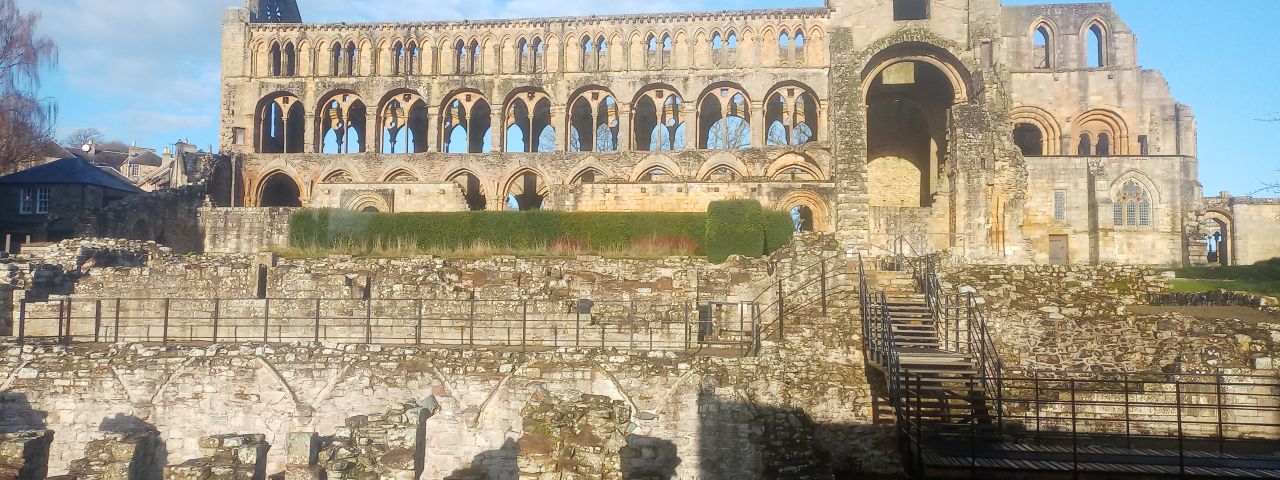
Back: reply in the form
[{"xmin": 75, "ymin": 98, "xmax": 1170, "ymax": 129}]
[{"xmin": 17, "ymin": 0, "xmax": 1280, "ymax": 195}]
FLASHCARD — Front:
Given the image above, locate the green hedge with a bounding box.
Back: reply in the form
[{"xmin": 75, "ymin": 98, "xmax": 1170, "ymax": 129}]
[
  {"xmin": 290, "ymin": 203, "xmax": 794, "ymax": 262},
  {"xmin": 705, "ymin": 200, "xmax": 795, "ymax": 263}
]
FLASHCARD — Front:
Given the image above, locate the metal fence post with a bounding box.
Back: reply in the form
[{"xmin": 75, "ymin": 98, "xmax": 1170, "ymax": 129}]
[
  {"xmin": 56, "ymin": 299, "xmax": 64, "ymax": 343},
  {"xmin": 521, "ymin": 300, "xmax": 528, "ymax": 353},
  {"xmin": 820, "ymin": 258, "xmax": 828, "ymax": 317},
  {"xmin": 1176, "ymin": 381, "xmax": 1185, "ymax": 476},
  {"xmin": 682, "ymin": 301, "xmax": 690, "ymax": 354},
  {"xmin": 468, "ymin": 293, "xmax": 475, "ymax": 348},
  {"xmin": 162, "ymin": 298, "xmax": 171, "ymax": 345},
  {"xmin": 313, "ymin": 298, "xmax": 321, "ymax": 343},
  {"xmin": 113, "ymin": 298, "xmax": 121, "ymax": 343},
  {"xmin": 628, "ymin": 300, "xmax": 635, "ymax": 352},
  {"xmin": 212, "ymin": 298, "xmax": 221, "ymax": 343},
  {"xmin": 364, "ymin": 299, "xmax": 372, "ymax": 344},
  {"xmin": 16, "ymin": 299, "xmax": 26, "ymax": 346},
  {"xmin": 415, "ymin": 299, "xmax": 423, "ymax": 345},
  {"xmin": 263, "ymin": 298, "xmax": 271, "ymax": 343},
  {"xmin": 776, "ymin": 276, "xmax": 785, "ymax": 343},
  {"xmin": 93, "ymin": 300, "xmax": 102, "ymax": 343}
]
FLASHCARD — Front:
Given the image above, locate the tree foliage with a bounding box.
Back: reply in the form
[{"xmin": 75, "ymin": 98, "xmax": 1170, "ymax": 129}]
[
  {"xmin": 64, "ymin": 128, "xmax": 103, "ymax": 147},
  {"xmin": 0, "ymin": 0, "xmax": 56, "ymax": 174}
]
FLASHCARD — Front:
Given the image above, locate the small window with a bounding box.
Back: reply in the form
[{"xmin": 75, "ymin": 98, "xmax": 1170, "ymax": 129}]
[
  {"xmin": 34, "ymin": 188, "xmax": 49, "ymax": 214},
  {"xmin": 233, "ymin": 127, "xmax": 247, "ymax": 145},
  {"xmin": 1086, "ymin": 24, "xmax": 1105, "ymax": 68},
  {"xmin": 129, "ymin": 164, "xmax": 140, "ymax": 177},
  {"xmin": 894, "ymin": 0, "xmax": 929, "ymax": 20},
  {"xmin": 1138, "ymin": 135, "xmax": 1149, "ymax": 155},
  {"xmin": 19, "ymin": 188, "xmax": 33, "ymax": 214},
  {"xmin": 1053, "ymin": 190, "xmax": 1066, "ymax": 221}
]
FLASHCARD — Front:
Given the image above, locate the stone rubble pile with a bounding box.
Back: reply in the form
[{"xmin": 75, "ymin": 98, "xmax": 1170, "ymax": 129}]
[
  {"xmin": 163, "ymin": 434, "xmax": 268, "ymax": 480},
  {"xmin": 58, "ymin": 430, "xmax": 165, "ymax": 480},
  {"xmin": 315, "ymin": 398, "xmax": 439, "ymax": 480},
  {"xmin": 516, "ymin": 390, "xmax": 630, "ymax": 480},
  {"xmin": 0, "ymin": 430, "xmax": 53, "ymax": 479}
]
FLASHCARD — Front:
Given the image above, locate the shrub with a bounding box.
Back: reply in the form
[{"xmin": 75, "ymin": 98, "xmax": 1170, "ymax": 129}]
[{"xmin": 705, "ymin": 200, "xmax": 795, "ymax": 263}]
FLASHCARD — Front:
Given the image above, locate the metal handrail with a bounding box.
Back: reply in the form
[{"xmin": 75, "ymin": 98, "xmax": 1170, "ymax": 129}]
[{"xmin": 748, "ymin": 251, "xmax": 846, "ymax": 353}]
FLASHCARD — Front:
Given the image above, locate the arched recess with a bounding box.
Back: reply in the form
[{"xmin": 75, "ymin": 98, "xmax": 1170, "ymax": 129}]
[
  {"xmin": 568, "ymin": 87, "xmax": 620, "ymax": 152},
  {"xmin": 1010, "ymin": 105, "xmax": 1062, "ymax": 156},
  {"xmin": 383, "ymin": 167, "xmax": 419, "ymax": 183},
  {"xmin": 446, "ymin": 169, "xmax": 488, "ymax": 211},
  {"xmin": 378, "ymin": 90, "xmax": 429, "ymax": 154},
  {"xmin": 320, "ymin": 169, "xmax": 355, "ymax": 184},
  {"xmin": 632, "ymin": 85, "xmax": 686, "ymax": 152},
  {"xmin": 764, "ymin": 82, "xmax": 820, "ymax": 146},
  {"xmin": 1201, "ymin": 210, "xmax": 1233, "ymax": 266},
  {"xmin": 1082, "ymin": 18, "xmax": 1108, "ymax": 68},
  {"xmin": 504, "ymin": 169, "xmax": 549, "ymax": 211},
  {"xmin": 776, "ymin": 189, "xmax": 830, "ymax": 232},
  {"xmin": 863, "ymin": 42, "xmax": 972, "ymax": 207},
  {"xmin": 631, "ymin": 155, "xmax": 682, "ymax": 182},
  {"xmin": 347, "ymin": 193, "xmax": 391, "ymax": 213},
  {"xmin": 696, "ymin": 153, "xmax": 751, "ymax": 181},
  {"xmin": 258, "ymin": 171, "xmax": 303, "ymax": 207},
  {"xmin": 571, "ymin": 167, "xmax": 606, "ymax": 185},
  {"xmin": 504, "ymin": 88, "xmax": 554, "ymax": 153},
  {"xmin": 129, "ymin": 218, "xmax": 152, "ymax": 242},
  {"xmin": 255, "ymin": 93, "xmax": 305, "ymax": 153},
  {"xmin": 316, "ymin": 91, "xmax": 367, "ymax": 154},
  {"xmin": 767, "ymin": 152, "xmax": 826, "ymax": 181},
  {"xmin": 697, "ymin": 83, "xmax": 751, "ymax": 150},
  {"xmin": 1072, "ymin": 108, "xmax": 1128, "ymax": 156},
  {"xmin": 439, "ymin": 90, "xmax": 492, "ymax": 153}
]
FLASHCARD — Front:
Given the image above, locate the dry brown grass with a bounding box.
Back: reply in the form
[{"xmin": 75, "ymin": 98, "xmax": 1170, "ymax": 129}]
[{"xmin": 274, "ymin": 235, "xmax": 701, "ymax": 259}]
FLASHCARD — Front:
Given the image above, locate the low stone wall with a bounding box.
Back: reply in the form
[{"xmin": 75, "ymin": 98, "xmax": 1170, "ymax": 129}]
[
  {"xmin": 0, "ymin": 340, "xmax": 886, "ymax": 478},
  {"xmin": 1150, "ymin": 290, "xmax": 1280, "ymax": 314},
  {"xmin": 0, "ymin": 430, "xmax": 53, "ymax": 479},
  {"xmin": 942, "ymin": 264, "xmax": 1280, "ymax": 373},
  {"xmin": 199, "ymin": 207, "xmax": 296, "ymax": 254},
  {"xmin": 79, "ymin": 185, "xmax": 207, "ymax": 253}
]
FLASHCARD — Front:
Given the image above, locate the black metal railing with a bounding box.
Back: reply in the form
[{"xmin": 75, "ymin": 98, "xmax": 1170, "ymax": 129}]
[
  {"xmin": 14, "ymin": 296, "xmax": 757, "ymax": 355},
  {"xmin": 898, "ymin": 370, "xmax": 1280, "ymax": 478},
  {"xmin": 748, "ymin": 251, "xmax": 847, "ymax": 353}
]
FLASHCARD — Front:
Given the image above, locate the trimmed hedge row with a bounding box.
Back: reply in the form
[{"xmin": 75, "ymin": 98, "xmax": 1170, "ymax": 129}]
[{"xmin": 289, "ymin": 200, "xmax": 794, "ymax": 262}]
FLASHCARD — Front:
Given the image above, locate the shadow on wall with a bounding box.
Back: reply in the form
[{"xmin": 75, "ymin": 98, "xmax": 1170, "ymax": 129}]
[
  {"xmin": 0, "ymin": 392, "xmax": 48, "ymax": 433},
  {"xmin": 99, "ymin": 414, "xmax": 168, "ymax": 480},
  {"xmin": 444, "ymin": 438, "xmax": 518, "ymax": 479},
  {"xmin": 621, "ymin": 435, "xmax": 680, "ymax": 479},
  {"xmin": 697, "ymin": 387, "xmax": 898, "ymax": 479}
]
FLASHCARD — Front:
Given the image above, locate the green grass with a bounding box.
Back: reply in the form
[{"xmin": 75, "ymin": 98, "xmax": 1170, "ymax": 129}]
[
  {"xmin": 1171, "ymin": 258, "xmax": 1280, "ymax": 296},
  {"xmin": 1169, "ymin": 279, "xmax": 1280, "ymax": 297}
]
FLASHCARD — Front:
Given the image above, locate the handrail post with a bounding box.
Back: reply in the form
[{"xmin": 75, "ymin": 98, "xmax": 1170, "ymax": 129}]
[
  {"xmin": 775, "ymin": 275, "xmax": 784, "ymax": 344},
  {"xmin": 1215, "ymin": 373, "xmax": 1225, "ymax": 455},
  {"xmin": 16, "ymin": 299, "xmax": 25, "ymax": 346},
  {"xmin": 1070, "ymin": 379, "xmax": 1078, "ymax": 477},
  {"xmin": 1176, "ymin": 380, "xmax": 1185, "ymax": 477},
  {"xmin": 263, "ymin": 298, "xmax": 271, "ymax": 343},
  {"xmin": 468, "ymin": 293, "xmax": 475, "ymax": 348},
  {"xmin": 627, "ymin": 300, "xmax": 635, "ymax": 352},
  {"xmin": 162, "ymin": 298, "xmax": 171, "ymax": 345},
  {"xmin": 93, "ymin": 300, "xmax": 102, "ymax": 343},
  {"xmin": 212, "ymin": 298, "xmax": 221, "ymax": 343},
  {"xmin": 415, "ymin": 299, "xmax": 423, "ymax": 345},
  {"xmin": 521, "ymin": 300, "xmax": 528, "ymax": 352},
  {"xmin": 313, "ymin": 298, "xmax": 320, "ymax": 343},
  {"xmin": 364, "ymin": 299, "xmax": 372, "ymax": 344},
  {"xmin": 1123, "ymin": 373, "xmax": 1132, "ymax": 449},
  {"xmin": 682, "ymin": 301, "xmax": 689, "ymax": 354},
  {"xmin": 113, "ymin": 298, "xmax": 121, "ymax": 343},
  {"xmin": 819, "ymin": 258, "xmax": 828, "ymax": 317},
  {"xmin": 56, "ymin": 299, "xmax": 65, "ymax": 344}
]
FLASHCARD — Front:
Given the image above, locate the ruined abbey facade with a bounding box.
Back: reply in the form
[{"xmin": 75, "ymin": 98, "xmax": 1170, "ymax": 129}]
[{"xmin": 219, "ymin": 0, "xmax": 1216, "ymax": 266}]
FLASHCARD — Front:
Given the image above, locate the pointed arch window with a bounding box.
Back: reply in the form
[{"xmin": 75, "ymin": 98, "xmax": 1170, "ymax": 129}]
[
  {"xmin": 392, "ymin": 41, "xmax": 405, "ymax": 75},
  {"xmin": 778, "ymin": 30, "xmax": 791, "ymax": 64},
  {"xmin": 646, "ymin": 34, "xmax": 658, "ymax": 69},
  {"xmin": 582, "ymin": 35, "xmax": 594, "ymax": 71},
  {"xmin": 661, "ymin": 34, "xmax": 672, "ymax": 68},
  {"xmin": 1033, "ymin": 25, "xmax": 1052, "ymax": 69},
  {"xmin": 270, "ymin": 42, "xmax": 282, "ymax": 76},
  {"xmin": 792, "ymin": 30, "xmax": 804, "ymax": 64},
  {"xmin": 283, "ymin": 42, "xmax": 296, "ymax": 76},
  {"xmin": 1113, "ymin": 180, "xmax": 1151, "ymax": 227},
  {"xmin": 596, "ymin": 37, "xmax": 608, "ymax": 71},
  {"xmin": 1086, "ymin": 23, "xmax": 1106, "ymax": 68},
  {"xmin": 568, "ymin": 89, "xmax": 619, "ymax": 152},
  {"xmin": 700, "ymin": 86, "xmax": 751, "ymax": 150},
  {"xmin": 330, "ymin": 42, "xmax": 343, "ymax": 76},
  {"xmin": 765, "ymin": 86, "xmax": 818, "ymax": 145},
  {"xmin": 455, "ymin": 40, "xmax": 467, "ymax": 74},
  {"xmin": 345, "ymin": 42, "xmax": 358, "ymax": 76}
]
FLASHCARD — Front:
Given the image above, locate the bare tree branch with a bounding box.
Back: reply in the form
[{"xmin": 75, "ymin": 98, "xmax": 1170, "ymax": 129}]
[{"xmin": 0, "ymin": 0, "xmax": 57, "ymax": 174}]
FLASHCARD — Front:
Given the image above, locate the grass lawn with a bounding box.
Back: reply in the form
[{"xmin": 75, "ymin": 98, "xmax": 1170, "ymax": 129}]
[{"xmin": 1169, "ymin": 279, "xmax": 1280, "ymax": 297}]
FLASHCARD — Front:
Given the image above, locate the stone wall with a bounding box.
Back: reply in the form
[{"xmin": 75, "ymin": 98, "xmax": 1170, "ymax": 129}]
[
  {"xmin": 942, "ymin": 263, "xmax": 1280, "ymax": 373},
  {"xmin": 199, "ymin": 207, "xmax": 296, "ymax": 254},
  {"xmin": 78, "ymin": 185, "xmax": 208, "ymax": 253},
  {"xmin": 0, "ymin": 339, "xmax": 887, "ymax": 479}
]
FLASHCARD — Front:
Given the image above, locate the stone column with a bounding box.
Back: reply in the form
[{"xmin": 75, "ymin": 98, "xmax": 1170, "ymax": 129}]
[
  {"xmin": 749, "ymin": 101, "xmax": 766, "ymax": 148},
  {"xmin": 616, "ymin": 105, "xmax": 632, "ymax": 151},
  {"xmin": 683, "ymin": 102, "xmax": 697, "ymax": 149}
]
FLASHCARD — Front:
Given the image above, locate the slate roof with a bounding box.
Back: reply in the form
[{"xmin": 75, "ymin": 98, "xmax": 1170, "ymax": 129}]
[{"xmin": 0, "ymin": 157, "xmax": 144, "ymax": 193}]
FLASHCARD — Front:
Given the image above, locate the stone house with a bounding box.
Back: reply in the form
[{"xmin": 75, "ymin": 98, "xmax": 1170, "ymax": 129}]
[{"xmin": 0, "ymin": 157, "xmax": 143, "ymax": 251}]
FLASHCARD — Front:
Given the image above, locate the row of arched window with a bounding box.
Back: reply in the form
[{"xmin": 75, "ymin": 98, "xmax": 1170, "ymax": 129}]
[
  {"xmin": 1011, "ymin": 106, "xmax": 1134, "ymax": 157},
  {"xmin": 262, "ymin": 27, "xmax": 820, "ymax": 78},
  {"xmin": 1030, "ymin": 19, "xmax": 1109, "ymax": 70},
  {"xmin": 255, "ymin": 83, "xmax": 821, "ymax": 155}
]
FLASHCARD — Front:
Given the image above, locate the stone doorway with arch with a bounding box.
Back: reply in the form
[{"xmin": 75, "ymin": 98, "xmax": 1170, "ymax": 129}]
[{"xmin": 1202, "ymin": 210, "xmax": 1233, "ymax": 266}]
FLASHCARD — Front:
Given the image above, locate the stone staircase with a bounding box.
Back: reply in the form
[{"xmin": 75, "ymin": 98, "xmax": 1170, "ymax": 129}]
[{"xmin": 863, "ymin": 268, "xmax": 994, "ymax": 430}]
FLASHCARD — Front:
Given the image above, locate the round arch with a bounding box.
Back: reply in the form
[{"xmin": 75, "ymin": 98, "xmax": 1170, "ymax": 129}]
[
  {"xmin": 776, "ymin": 189, "xmax": 831, "ymax": 232},
  {"xmin": 1010, "ymin": 105, "xmax": 1063, "ymax": 156},
  {"xmin": 1072, "ymin": 108, "xmax": 1129, "ymax": 155},
  {"xmin": 860, "ymin": 41, "xmax": 973, "ymax": 104},
  {"xmin": 257, "ymin": 170, "xmax": 303, "ymax": 207},
  {"xmin": 630, "ymin": 154, "xmax": 683, "ymax": 182},
  {"xmin": 1202, "ymin": 210, "xmax": 1234, "ymax": 266}
]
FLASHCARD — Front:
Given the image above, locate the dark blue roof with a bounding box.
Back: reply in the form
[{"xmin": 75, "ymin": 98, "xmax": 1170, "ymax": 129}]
[{"xmin": 0, "ymin": 157, "xmax": 143, "ymax": 193}]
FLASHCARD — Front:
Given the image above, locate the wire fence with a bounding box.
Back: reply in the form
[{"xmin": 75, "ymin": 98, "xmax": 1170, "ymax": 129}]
[{"xmin": 14, "ymin": 296, "xmax": 758, "ymax": 354}]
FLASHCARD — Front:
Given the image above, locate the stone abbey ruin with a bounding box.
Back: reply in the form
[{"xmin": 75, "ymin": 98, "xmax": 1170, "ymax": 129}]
[{"xmin": 2, "ymin": 0, "xmax": 1280, "ymax": 478}]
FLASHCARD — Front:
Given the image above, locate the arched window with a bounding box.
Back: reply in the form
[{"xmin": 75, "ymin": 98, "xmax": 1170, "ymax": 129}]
[
  {"xmin": 504, "ymin": 90, "xmax": 554, "ymax": 153},
  {"xmin": 1087, "ymin": 23, "xmax": 1105, "ymax": 68},
  {"xmin": 1033, "ymin": 25, "xmax": 1052, "ymax": 69},
  {"xmin": 1096, "ymin": 132, "xmax": 1110, "ymax": 156},
  {"xmin": 1113, "ymin": 180, "xmax": 1151, "ymax": 227},
  {"xmin": 793, "ymin": 30, "xmax": 804, "ymax": 63},
  {"xmin": 646, "ymin": 34, "xmax": 658, "ymax": 68},
  {"xmin": 440, "ymin": 92, "xmax": 492, "ymax": 153},
  {"xmin": 1013, "ymin": 123, "xmax": 1044, "ymax": 156},
  {"xmin": 392, "ymin": 41, "xmax": 405, "ymax": 75},
  {"xmin": 778, "ymin": 31, "xmax": 790, "ymax": 63},
  {"xmin": 660, "ymin": 34, "xmax": 672, "ymax": 67},
  {"xmin": 380, "ymin": 92, "xmax": 429, "ymax": 154},
  {"xmin": 270, "ymin": 43, "xmax": 282, "ymax": 76},
  {"xmin": 256, "ymin": 93, "xmax": 305, "ymax": 153},
  {"xmin": 283, "ymin": 42, "xmax": 296, "ymax": 76},
  {"xmin": 319, "ymin": 93, "xmax": 367, "ymax": 154},
  {"xmin": 470, "ymin": 40, "xmax": 481, "ymax": 74},
  {"xmin": 330, "ymin": 42, "xmax": 343, "ymax": 76},
  {"xmin": 455, "ymin": 40, "xmax": 467, "ymax": 74},
  {"xmin": 596, "ymin": 37, "xmax": 608, "ymax": 71},
  {"xmin": 712, "ymin": 32, "xmax": 723, "ymax": 65},
  {"xmin": 345, "ymin": 42, "xmax": 358, "ymax": 76},
  {"xmin": 518, "ymin": 38, "xmax": 529, "ymax": 72},
  {"xmin": 699, "ymin": 86, "xmax": 750, "ymax": 150},
  {"xmin": 581, "ymin": 36, "xmax": 594, "ymax": 71},
  {"xmin": 633, "ymin": 87, "xmax": 686, "ymax": 151},
  {"xmin": 407, "ymin": 42, "xmax": 419, "ymax": 74},
  {"xmin": 1077, "ymin": 133, "xmax": 1092, "ymax": 156},
  {"xmin": 531, "ymin": 37, "xmax": 544, "ymax": 73},
  {"xmin": 765, "ymin": 86, "xmax": 819, "ymax": 146},
  {"xmin": 569, "ymin": 89, "xmax": 619, "ymax": 152}
]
